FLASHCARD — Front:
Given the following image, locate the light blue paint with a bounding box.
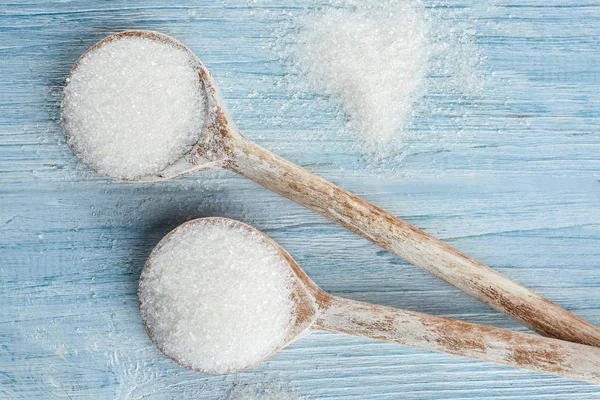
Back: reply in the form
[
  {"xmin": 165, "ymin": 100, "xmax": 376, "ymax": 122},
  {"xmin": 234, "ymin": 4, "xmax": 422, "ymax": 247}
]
[{"xmin": 1, "ymin": 0, "xmax": 599, "ymax": 399}]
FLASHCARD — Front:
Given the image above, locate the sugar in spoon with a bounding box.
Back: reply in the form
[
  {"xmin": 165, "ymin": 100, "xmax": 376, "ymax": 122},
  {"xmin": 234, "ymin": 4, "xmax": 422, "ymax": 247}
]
[
  {"xmin": 62, "ymin": 30, "xmax": 600, "ymax": 347},
  {"xmin": 138, "ymin": 217, "xmax": 600, "ymax": 383}
]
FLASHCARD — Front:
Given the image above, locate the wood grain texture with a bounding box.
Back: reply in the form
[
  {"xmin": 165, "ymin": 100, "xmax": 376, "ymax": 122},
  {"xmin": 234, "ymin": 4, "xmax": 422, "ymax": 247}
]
[
  {"xmin": 1, "ymin": 0, "xmax": 599, "ymax": 399},
  {"xmin": 315, "ymin": 295, "xmax": 600, "ymax": 384}
]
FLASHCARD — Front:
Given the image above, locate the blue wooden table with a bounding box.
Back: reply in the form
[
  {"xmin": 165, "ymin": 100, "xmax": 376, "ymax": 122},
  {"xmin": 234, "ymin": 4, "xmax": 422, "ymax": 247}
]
[{"xmin": 1, "ymin": 1, "xmax": 599, "ymax": 398}]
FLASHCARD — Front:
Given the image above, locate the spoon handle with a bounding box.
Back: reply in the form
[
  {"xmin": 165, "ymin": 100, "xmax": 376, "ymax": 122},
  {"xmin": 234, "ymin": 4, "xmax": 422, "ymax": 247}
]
[
  {"xmin": 229, "ymin": 137, "xmax": 600, "ymax": 347},
  {"xmin": 314, "ymin": 295, "xmax": 600, "ymax": 383}
]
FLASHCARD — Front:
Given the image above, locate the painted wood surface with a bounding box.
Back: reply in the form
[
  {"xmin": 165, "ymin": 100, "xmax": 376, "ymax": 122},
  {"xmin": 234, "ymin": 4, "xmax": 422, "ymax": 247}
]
[{"xmin": 1, "ymin": 0, "xmax": 599, "ymax": 399}]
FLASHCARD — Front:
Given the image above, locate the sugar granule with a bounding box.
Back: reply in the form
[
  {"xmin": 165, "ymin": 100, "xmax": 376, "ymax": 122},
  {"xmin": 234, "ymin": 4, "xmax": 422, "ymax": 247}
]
[
  {"xmin": 61, "ymin": 35, "xmax": 206, "ymax": 180},
  {"xmin": 291, "ymin": 2, "xmax": 429, "ymax": 153},
  {"xmin": 280, "ymin": 0, "xmax": 482, "ymax": 156},
  {"xmin": 228, "ymin": 384, "xmax": 306, "ymax": 400},
  {"xmin": 138, "ymin": 219, "xmax": 296, "ymax": 374}
]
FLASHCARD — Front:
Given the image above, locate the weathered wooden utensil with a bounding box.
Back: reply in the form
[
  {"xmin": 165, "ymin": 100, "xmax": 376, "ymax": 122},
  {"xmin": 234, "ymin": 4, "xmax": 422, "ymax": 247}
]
[
  {"xmin": 64, "ymin": 30, "xmax": 600, "ymax": 347},
  {"xmin": 139, "ymin": 217, "xmax": 600, "ymax": 383}
]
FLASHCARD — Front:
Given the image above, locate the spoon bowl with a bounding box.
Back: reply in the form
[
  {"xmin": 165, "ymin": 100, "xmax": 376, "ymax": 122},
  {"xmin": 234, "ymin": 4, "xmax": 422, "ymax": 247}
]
[
  {"xmin": 139, "ymin": 217, "xmax": 600, "ymax": 383},
  {"xmin": 64, "ymin": 30, "xmax": 600, "ymax": 348},
  {"xmin": 138, "ymin": 217, "xmax": 321, "ymax": 374},
  {"xmin": 62, "ymin": 30, "xmax": 234, "ymax": 182}
]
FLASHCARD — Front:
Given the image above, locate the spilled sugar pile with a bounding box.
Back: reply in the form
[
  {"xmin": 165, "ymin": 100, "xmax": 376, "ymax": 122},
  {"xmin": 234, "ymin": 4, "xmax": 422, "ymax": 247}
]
[
  {"xmin": 138, "ymin": 218, "xmax": 296, "ymax": 374},
  {"xmin": 277, "ymin": 0, "xmax": 482, "ymax": 155},
  {"xmin": 61, "ymin": 35, "xmax": 206, "ymax": 180},
  {"xmin": 291, "ymin": 2, "xmax": 429, "ymax": 152}
]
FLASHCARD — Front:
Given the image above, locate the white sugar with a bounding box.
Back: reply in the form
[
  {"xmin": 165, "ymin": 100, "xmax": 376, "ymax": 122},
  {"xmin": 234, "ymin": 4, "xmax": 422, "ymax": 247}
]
[
  {"xmin": 62, "ymin": 35, "xmax": 206, "ymax": 180},
  {"xmin": 291, "ymin": 2, "xmax": 429, "ymax": 152},
  {"xmin": 138, "ymin": 218, "xmax": 296, "ymax": 374},
  {"xmin": 280, "ymin": 0, "xmax": 482, "ymax": 155}
]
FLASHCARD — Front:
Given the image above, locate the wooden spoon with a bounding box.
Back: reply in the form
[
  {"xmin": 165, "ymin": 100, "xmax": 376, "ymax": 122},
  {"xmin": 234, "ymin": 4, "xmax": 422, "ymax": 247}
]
[
  {"xmin": 64, "ymin": 30, "xmax": 600, "ymax": 347},
  {"xmin": 139, "ymin": 217, "xmax": 600, "ymax": 383}
]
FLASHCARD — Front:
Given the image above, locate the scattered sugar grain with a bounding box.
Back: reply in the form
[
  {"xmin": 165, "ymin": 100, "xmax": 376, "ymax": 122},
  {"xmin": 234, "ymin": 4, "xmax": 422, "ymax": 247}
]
[
  {"xmin": 138, "ymin": 219, "xmax": 296, "ymax": 374},
  {"xmin": 62, "ymin": 35, "xmax": 206, "ymax": 180},
  {"xmin": 278, "ymin": 0, "xmax": 483, "ymax": 156},
  {"xmin": 228, "ymin": 384, "xmax": 306, "ymax": 400},
  {"xmin": 290, "ymin": 2, "xmax": 429, "ymax": 153}
]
